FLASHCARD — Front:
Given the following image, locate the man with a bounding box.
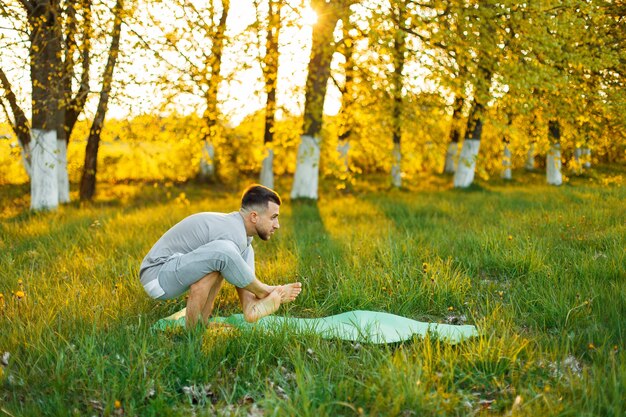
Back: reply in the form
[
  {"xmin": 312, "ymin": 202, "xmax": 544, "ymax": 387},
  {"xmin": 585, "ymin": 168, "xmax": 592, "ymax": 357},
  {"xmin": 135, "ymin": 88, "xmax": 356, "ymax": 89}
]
[{"xmin": 140, "ymin": 184, "xmax": 302, "ymax": 327}]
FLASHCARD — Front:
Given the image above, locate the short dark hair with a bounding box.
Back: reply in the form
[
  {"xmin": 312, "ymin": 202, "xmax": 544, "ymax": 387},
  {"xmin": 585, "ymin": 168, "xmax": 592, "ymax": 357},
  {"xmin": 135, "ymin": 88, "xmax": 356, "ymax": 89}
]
[{"xmin": 241, "ymin": 184, "xmax": 281, "ymax": 211}]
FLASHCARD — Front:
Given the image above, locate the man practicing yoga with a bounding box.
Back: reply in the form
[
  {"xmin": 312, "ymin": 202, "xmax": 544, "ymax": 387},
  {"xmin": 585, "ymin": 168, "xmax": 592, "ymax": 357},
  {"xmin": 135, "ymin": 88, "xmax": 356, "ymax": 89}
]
[{"xmin": 139, "ymin": 184, "xmax": 302, "ymax": 327}]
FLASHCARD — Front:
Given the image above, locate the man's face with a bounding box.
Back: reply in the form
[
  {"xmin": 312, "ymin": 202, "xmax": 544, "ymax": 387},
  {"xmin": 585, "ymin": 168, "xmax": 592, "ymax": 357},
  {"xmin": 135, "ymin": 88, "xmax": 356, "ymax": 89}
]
[{"xmin": 254, "ymin": 202, "xmax": 280, "ymax": 241}]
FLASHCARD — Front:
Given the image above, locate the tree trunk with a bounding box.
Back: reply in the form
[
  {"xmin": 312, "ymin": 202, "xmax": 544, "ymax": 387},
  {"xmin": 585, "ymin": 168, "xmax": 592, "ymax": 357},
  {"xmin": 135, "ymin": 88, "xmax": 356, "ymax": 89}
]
[
  {"xmin": 260, "ymin": 148, "xmax": 274, "ymax": 189},
  {"xmin": 582, "ymin": 147, "xmax": 591, "ymax": 168},
  {"xmin": 546, "ymin": 119, "xmax": 562, "ymax": 185},
  {"xmin": 443, "ymin": 95, "xmax": 464, "ymax": 174},
  {"xmin": 64, "ymin": 0, "xmax": 92, "ymax": 140},
  {"xmin": 335, "ymin": 16, "xmax": 356, "ymax": 189},
  {"xmin": 501, "ymin": 142, "xmax": 512, "ymax": 180},
  {"xmin": 453, "ymin": 102, "xmax": 484, "ymax": 188},
  {"xmin": 56, "ymin": 137, "xmax": 70, "ymax": 203},
  {"xmin": 501, "ymin": 116, "xmax": 513, "ymax": 180},
  {"xmin": 573, "ymin": 147, "xmax": 583, "ymax": 175},
  {"xmin": 259, "ymin": 0, "xmax": 282, "ymax": 189},
  {"xmin": 337, "ymin": 141, "xmax": 350, "ymax": 178},
  {"xmin": 198, "ymin": 1, "xmax": 230, "ymax": 183},
  {"xmin": 79, "ymin": 0, "xmax": 123, "ymax": 201},
  {"xmin": 390, "ymin": 4, "xmax": 406, "ymax": 188},
  {"xmin": 453, "ymin": 14, "xmax": 493, "ymax": 189},
  {"xmin": 30, "ymin": 129, "xmax": 59, "ymax": 210},
  {"xmin": 444, "ymin": 142, "xmax": 458, "ymax": 174},
  {"xmin": 525, "ymin": 142, "xmax": 536, "ymax": 171},
  {"xmin": 29, "ymin": 0, "xmax": 63, "ymax": 210},
  {"xmin": 391, "ymin": 142, "xmax": 402, "ymax": 188},
  {"xmin": 291, "ymin": 1, "xmax": 343, "ymax": 199},
  {"xmin": 291, "ymin": 135, "xmax": 320, "ymax": 199},
  {"xmin": 0, "ymin": 68, "xmax": 32, "ymax": 177},
  {"xmin": 199, "ymin": 141, "xmax": 216, "ymax": 179}
]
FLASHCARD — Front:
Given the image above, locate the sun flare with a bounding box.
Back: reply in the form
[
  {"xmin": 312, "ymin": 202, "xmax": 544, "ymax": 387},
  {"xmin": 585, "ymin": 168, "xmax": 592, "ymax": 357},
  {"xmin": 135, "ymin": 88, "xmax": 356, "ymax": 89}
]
[{"xmin": 301, "ymin": 7, "xmax": 318, "ymax": 26}]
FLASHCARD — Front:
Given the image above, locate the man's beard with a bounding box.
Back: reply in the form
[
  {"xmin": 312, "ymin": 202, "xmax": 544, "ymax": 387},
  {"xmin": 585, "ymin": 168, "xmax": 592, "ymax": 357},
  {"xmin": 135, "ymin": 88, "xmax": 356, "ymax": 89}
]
[{"xmin": 257, "ymin": 228, "xmax": 271, "ymax": 241}]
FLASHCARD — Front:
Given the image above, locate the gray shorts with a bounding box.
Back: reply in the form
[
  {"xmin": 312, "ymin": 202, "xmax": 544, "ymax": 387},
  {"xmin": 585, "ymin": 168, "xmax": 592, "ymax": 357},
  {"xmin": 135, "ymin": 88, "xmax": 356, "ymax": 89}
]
[{"xmin": 144, "ymin": 240, "xmax": 255, "ymax": 300}]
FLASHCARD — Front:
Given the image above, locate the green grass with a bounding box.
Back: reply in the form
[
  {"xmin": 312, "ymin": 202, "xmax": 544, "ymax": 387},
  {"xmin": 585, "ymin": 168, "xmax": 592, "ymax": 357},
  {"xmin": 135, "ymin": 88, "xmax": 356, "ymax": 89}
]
[{"xmin": 1, "ymin": 166, "xmax": 625, "ymax": 416}]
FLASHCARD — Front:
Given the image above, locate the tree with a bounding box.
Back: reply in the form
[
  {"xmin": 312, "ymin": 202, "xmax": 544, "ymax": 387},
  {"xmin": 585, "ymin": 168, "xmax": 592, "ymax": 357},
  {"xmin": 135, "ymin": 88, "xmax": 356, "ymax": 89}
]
[
  {"xmin": 79, "ymin": 0, "xmax": 124, "ymax": 201},
  {"xmin": 134, "ymin": 0, "xmax": 231, "ymax": 183},
  {"xmin": 389, "ymin": 1, "xmax": 407, "ymax": 188},
  {"xmin": 453, "ymin": 2, "xmax": 499, "ymax": 188},
  {"xmin": 546, "ymin": 119, "xmax": 562, "ymax": 185},
  {"xmin": 500, "ymin": 114, "xmax": 513, "ymax": 180},
  {"xmin": 333, "ymin": 16, "xmax": 358, "ymax": 190},
  {"xmin": 1, "ymin": 0, "xmax": 95, "ymax": 209},
  {"xmin": 443, "ymin": 95, "xmax": 465, "ymax": 174},
  {"xmin": 200, "ymin": 1, "xmax": 230, "ymax": 182},
  {"xmin": 290, "ymin": 0, "xmax": 354, "ymax": 200},
  {"xmin": 0, "ymin": 68, "xmax": 31, "ymax": 177},
  {"xmin": 256, "ymin": 0, "xmax": 284, "ymax": 189}
]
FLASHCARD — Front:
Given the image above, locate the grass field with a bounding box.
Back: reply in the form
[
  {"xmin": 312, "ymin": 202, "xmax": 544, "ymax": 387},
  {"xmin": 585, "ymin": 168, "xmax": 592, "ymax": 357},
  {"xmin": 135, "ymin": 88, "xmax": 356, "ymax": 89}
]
[{"xmin": 1, "ymin": 167, "xmax": 625, "ymax": 416}]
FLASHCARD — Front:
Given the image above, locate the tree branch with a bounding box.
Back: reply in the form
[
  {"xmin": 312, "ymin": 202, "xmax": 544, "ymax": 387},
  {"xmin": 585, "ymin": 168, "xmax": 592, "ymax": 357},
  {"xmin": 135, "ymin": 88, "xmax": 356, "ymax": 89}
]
[
  {"xmin": 17, "ymin": 0, "xmax": 33, "ymax": 14},
  {"xmin": 0, "ymin": 67, "xmax": 30, "ymax": 149},
  {"xmin": 329, "ymin": 72, "xmax": 345, "ymax": 95},
  {"xmin": 65, "ymin": 0, "xmax": 92, "ymax": 138}
]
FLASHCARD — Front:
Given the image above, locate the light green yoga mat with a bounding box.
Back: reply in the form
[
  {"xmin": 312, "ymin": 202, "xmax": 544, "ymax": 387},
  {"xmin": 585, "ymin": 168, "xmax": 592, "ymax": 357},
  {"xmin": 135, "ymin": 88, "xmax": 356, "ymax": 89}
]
[{"xmin": 153, "ymin": 308, "xmax": 478, "ymax": 344}]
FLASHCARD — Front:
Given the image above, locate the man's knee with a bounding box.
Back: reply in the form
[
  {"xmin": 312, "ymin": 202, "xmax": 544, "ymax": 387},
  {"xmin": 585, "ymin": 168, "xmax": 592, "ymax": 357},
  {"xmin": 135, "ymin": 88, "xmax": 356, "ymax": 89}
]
[
  {"xmin": 200, "ymin": 240, "xmax": 253, "ymax": 288},
  {"xmin": 215, "ymin": 240, "xmax": 241, "ymax": 262}
]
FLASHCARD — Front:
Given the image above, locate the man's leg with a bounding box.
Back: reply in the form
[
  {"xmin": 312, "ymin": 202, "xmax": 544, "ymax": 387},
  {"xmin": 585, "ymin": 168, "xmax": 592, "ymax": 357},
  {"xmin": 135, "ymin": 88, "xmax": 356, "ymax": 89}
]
[
  {"xmin": 186, "ymin": 271, "xmax": 223, "ymax": 328},
  {"xmin": 279, "ymin": 282, "xmax": 303, "ymax": 302},
  {"xmin": 236, "ymin": 287, "xmax": 284, "ymax": 323},
  {"xmin": 242, "ymin": 281, "xmax": 303, "ymax": 303}
]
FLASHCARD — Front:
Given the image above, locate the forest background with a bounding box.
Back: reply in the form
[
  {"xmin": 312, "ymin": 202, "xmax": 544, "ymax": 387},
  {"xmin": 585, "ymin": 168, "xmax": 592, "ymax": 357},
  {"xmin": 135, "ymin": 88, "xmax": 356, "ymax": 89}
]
[{"xmin": 0, "ymin": 0, "xmax": 624, "ymax": 206}]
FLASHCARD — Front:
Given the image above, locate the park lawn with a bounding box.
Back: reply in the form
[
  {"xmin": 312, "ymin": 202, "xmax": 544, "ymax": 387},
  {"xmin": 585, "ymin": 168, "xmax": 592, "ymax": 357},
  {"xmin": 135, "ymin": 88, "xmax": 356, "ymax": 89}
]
[{"xmin": 0, "ymin": 167, "xmax": 625, "ymax": 416}]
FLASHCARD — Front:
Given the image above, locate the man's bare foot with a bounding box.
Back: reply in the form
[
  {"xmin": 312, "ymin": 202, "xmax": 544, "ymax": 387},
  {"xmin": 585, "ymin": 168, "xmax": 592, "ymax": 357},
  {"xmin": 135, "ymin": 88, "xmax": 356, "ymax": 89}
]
[
  {"xmin": 243, "ymin": 287, "xmax": 284, "ymax": 323},
  {"xmin": 278, "ymin": 282, "xmax": 302, "ymax": 303}
]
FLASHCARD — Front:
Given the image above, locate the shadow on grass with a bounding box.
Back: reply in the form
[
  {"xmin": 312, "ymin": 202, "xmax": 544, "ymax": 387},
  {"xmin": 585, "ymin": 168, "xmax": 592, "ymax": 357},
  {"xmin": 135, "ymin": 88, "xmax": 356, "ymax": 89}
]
[
  {"xmin": 367, "ymin": 190, "xmax": 544, "ymax": 281},
  {"xmin": 0, "ymin": 180, "xmax": 239, "ymax": 223},
  {"xmin": 289, "ymin": 199, "xmax": 350, "ymax": 315}
]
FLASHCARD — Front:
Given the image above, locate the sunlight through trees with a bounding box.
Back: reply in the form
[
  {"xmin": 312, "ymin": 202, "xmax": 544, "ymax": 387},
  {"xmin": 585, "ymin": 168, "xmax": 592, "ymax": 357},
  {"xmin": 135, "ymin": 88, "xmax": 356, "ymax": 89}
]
[{"xmin": 0, "ymin": 0, "xmax": 624, "ymax": 205}]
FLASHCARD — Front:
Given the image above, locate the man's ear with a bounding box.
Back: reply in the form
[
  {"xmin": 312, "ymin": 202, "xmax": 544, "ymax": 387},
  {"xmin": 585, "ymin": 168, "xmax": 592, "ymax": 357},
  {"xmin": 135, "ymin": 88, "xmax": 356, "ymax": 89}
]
[{"xmin": 249, "ymin": 211, "xmax": 258, "ymax": 224}]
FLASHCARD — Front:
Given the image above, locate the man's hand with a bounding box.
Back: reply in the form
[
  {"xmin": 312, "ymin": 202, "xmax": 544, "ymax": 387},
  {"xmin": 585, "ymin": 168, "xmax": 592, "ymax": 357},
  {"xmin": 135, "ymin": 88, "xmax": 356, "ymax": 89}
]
[{"xmin": 243, "ymin": 278, "xmax": 274, "ymax": 299}]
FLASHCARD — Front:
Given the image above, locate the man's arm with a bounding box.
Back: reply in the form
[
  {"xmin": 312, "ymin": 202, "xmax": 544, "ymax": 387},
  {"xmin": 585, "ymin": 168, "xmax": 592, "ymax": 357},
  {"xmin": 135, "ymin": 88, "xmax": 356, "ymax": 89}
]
[{"xmin": 241, "ymin": 244, "xmax": 277, "ymax": 298}]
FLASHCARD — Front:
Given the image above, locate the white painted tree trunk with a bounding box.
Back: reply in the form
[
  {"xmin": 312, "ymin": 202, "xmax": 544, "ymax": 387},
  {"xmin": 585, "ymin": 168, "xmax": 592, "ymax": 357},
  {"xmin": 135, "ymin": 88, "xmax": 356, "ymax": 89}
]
[
  {"xmin": 574, "ymin": 147, "xmax": 582, "ymax": 160},
  {"xmin": 453, "ymin": 139, "xmax": 480, "ymax": 188},
  {"xmin": 199, "ymin": 141, "xmax": 215, "ymax": 179},
  {"xmin": 443, "ymin": 142, "xmax": 458, "ymax": 174},
  {"xmin": 56, "ymin": 139, "xmax": 70, "ymax": 203},
  {"xmin": 30, "ymin": 129, "xmax": 59, "ymax": 210},
  {"xmin": 573, "ymin": 147, "xmax": 583, "ymax": 175},
  {"xmin": 546, "ymin": 143, "xmax": 562, "ymax": 185},
  {"xmin": 526, "ymin": 143, "xmax": 536, "ymax": 171},
  {"xmin": 582, "ymin": 147, "xmax": 591, "ymax": 168},
  {"xmin": 259, "ymin": 148, "xmax": 274, "ymax": 189},
  {"xmin": 391, "ymin": 142, "xmax": 402, "ymax": 188},
  {"xmin": 337, "ymin": 141, "xmax": 350, "ymax": 172},
  {"xmin": 501, "ymin": 144, "xmax": 512, "ymax": 180},
  {"xmin": 290, "ymin": 135, "xmax": 320, "ymax": 199}
]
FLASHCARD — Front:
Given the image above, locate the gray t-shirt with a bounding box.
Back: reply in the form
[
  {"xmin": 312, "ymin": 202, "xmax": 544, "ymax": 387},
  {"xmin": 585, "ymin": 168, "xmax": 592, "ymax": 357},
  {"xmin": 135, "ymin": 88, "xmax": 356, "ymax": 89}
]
[{"xmin": 139, "ymin": 211, "xmax": 254, "ymax": 284}]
